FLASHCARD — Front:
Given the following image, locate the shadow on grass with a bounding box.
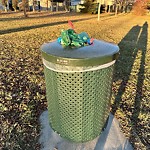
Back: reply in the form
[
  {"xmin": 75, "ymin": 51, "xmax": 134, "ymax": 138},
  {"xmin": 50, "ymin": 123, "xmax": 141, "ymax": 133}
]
[
  {"xmin": 130, "ymin": 22, "xmax": 148, "ymax": 147},
  {"xmin": 0, "ymin": 16, "xmax": 96, "ymax": 35},
  {"xmin": 112, "ymin": 22, "xmax": 148, "ymax": 147},
  {"xmin": 0, "ymin": 11, "xmax": 77, "ymax": 22}
]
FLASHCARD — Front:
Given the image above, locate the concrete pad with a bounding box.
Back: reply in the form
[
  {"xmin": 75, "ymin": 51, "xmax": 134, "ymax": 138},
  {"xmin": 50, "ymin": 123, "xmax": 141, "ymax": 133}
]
[{"xmin": 39, "ymin": 110, "xmax": 133, "ymax": 150}]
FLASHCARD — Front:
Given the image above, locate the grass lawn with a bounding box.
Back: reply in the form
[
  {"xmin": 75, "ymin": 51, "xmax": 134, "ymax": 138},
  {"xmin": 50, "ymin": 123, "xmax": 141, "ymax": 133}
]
[{"xmin": 0, "ymin": 11, "xmax": 150, "ymax": 150}]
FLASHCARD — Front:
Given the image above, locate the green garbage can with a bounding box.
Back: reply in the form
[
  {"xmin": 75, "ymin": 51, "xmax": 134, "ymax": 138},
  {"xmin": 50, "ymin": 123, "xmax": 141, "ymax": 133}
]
[{"xmin": 41, "ymin": 39, "xmax": 119, "ymax": 142}]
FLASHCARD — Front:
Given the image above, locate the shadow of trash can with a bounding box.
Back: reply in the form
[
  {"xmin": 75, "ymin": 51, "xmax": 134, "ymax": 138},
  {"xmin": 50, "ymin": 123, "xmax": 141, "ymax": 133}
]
[{"xmin": 40, "ymin": 39, "xmax": 119, "ymax": 142}]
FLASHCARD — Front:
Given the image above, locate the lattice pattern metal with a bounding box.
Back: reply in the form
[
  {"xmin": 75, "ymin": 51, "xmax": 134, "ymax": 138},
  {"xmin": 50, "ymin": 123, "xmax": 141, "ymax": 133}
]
[{"xmin": 44, "ymin": 65, "xmax": 114, "ymax": 142}]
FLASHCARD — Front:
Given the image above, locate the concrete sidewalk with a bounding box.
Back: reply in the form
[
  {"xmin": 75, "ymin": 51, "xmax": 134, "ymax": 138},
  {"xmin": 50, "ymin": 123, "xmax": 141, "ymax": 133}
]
[{"xmin": 39, "ymin": 111, "xmax": 133, "ymax": 150}]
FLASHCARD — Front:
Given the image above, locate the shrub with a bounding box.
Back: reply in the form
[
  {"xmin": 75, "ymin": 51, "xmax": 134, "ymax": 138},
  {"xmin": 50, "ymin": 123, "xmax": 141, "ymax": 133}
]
[
  {"xmin": 79, "ymin": 0, "xmax": 105, "ymax": 14},
  {"xmin": 79, "ymin": 0, "xmax": 93, "ymax": 13}
]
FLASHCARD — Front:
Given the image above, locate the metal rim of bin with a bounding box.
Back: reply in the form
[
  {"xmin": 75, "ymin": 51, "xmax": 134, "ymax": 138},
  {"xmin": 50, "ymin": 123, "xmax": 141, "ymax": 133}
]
[
  {"xmin": 43, "ymin": 58, "xmax": 116, "ymax": 72},
  {"xmin": 40, "ymin": 39, "xmax": 119, "ymax": 67}
]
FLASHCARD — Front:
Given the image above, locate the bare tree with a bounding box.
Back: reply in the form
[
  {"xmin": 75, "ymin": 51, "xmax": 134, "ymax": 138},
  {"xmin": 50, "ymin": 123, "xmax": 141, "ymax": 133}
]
[
  {"xmin": 28, "ymin": 0, "xmax": 36, "ymax": 12},
  {"xmin": 115, "ymin": 0, "xmax": 119, "ymax": 15},
  {"xmin": 50, "ymin": 0, "xmax": 53, "ymax": 11},
  {"xmin": 32, "ymin": 0, "xmax": 37, "ymax": 12},
  {"xmin": 115, "ymin": 0, "xmax": 130, "ymax": 15},
  {"xmin": 12, "ymin": 0, "xmax": 18, "ymax": 11},
  {"xmin": 2, "ymin": 0, "xmax": 8, "ymax": 12},
  {"xmin": 64, "ymin": 0, "xmax": 70, "ymax": 12},
  {"xmin": 46, "ymin": 0, "xmax": 48, "ymax": 10},
  {"xmin": 22, "ymin": 0, "xmax": 29, "ymax": 17}
]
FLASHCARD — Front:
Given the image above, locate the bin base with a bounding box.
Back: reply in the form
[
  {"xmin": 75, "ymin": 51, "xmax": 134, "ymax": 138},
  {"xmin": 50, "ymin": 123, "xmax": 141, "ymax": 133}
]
[
  {"xmin": 39, "ymin": 110, "xmax": 133, "ymax": 150},
  {"xmin": 50, "ymin": 116, "xmax": 110, "ymax": 143}
]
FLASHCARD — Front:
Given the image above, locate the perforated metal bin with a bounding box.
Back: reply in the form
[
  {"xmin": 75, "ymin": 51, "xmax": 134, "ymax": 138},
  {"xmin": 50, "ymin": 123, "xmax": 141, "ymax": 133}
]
[{"xmin": 41, "ymin": 39, "xmax": 119, "ymax": 142}]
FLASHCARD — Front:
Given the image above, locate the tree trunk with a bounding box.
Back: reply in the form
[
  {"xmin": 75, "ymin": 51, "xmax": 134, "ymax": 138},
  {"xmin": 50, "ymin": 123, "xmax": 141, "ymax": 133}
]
[
  {"xmin": 108, "ymin": 5, "xmax": 111, "ymax": 13},
  {"xmin": 123, "ymin": 5, "xmax": 126, "ymax": 13},
  {"xmin": 22, "ymin": 0, "xmax": 28, "ymax": 17},
  {"xmin": 24, "ymin": 7, "xmax": 28, "ymax": 17},
  {"xmin": 33, "ymin": 5, "xmax": 35, "ymax": 12},
  {"xmin": 115, "ymin": 4, "xmax": 118, "ymax": 15},
  {"xmin": 50, "ymin": 0, "xmax": 53, "ymax": 11},
  {"xmin": 4, "ymin": 6, "xmax": 7, "ymax": 12},
  {"xmin": 64, "ymin": 0, "xmax": 69, "ymax": 12},
  {"xmin": 2, "ymin": 0, "xmax": 8, "ymax": 12},
  {"xmin": 38, "ymin": 1, "xmax": 40, "ymax": 12},
  {"xmin": 33, "ymin": 0, "xmax": 35, "ymax": 12},
  {"xmin": 56, "ymin": 2, "xmax": 58, "ymax": 11},
  {"xmin": 46, "ymin": 0, "xmax": 48, "ymax": 11}
]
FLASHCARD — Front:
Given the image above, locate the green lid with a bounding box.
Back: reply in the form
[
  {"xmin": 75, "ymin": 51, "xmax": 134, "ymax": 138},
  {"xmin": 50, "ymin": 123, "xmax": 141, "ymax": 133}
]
[{"xmin": 41, "ymin": 39, "xmax": 119, "ymax": 67}]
